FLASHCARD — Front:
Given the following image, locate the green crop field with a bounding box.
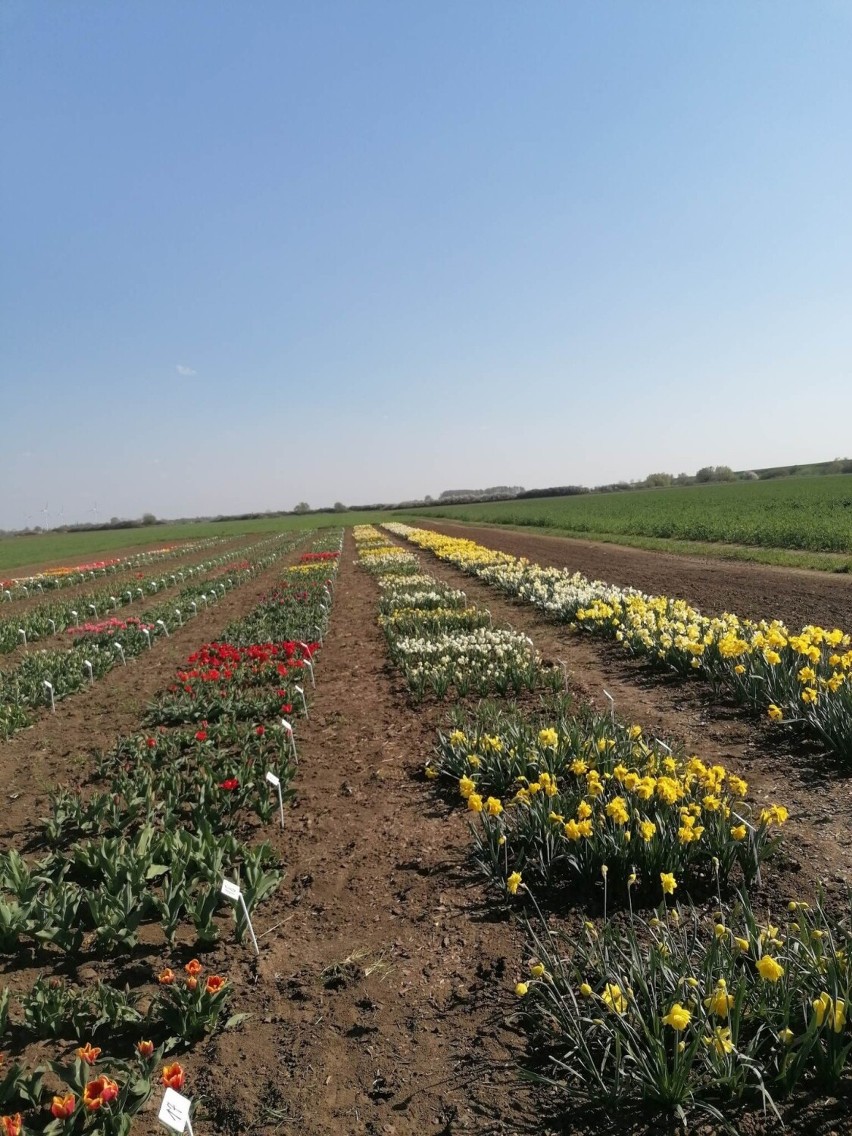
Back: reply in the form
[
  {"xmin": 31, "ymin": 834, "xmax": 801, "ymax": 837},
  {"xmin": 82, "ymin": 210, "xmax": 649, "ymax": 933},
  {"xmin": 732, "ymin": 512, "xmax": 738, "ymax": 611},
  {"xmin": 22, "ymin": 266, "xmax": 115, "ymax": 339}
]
[
  {"xmin": 5, "ymin": 477, "xmax": 852, "ymax": 576},
  {"xmin": 413, "ymin": 476, "xmax": 852, "ymax": 566}
]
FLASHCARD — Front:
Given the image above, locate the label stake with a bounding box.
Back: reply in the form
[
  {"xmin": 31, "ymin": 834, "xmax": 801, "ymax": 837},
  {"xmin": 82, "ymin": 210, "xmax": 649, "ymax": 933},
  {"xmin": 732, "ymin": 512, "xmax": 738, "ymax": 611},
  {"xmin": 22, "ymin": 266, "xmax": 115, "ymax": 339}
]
[
  {"xmin": 295, "ymin": 684, "xmax": 308, "ymax": 718},
  {"xmin": 603, "ymin": 689, "xmax": 615, "ymax": 721},
  {"xmin": 266, "ymin": 770, "xmax": 285, "ymax": 827},
  {"xmin": 220, "ymin": 879, "xmax": 259, "ymax": 954},
  {"xmin": 280, "ymin": 718, "xmax": 297, "ymax": 762}
]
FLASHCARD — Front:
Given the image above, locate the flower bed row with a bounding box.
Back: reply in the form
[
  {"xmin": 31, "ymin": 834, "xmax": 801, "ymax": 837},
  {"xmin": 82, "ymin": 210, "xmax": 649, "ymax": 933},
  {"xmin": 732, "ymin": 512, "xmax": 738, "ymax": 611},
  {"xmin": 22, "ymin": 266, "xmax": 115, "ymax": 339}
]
[
  {"xmin": 0, "ymin": 534, "xmax": 341, "ymax": 1135},
  {"xmin": 0, "ymin": 538, "xmax": 272, "ymax": 655},
  {"xmin": 385, "ymin": 524, "xmax": 852, "ymax": 764},
  {"xmin": 361, "ymin": 526, "xmax": 852, "ymax": 1126},
  {"xmin": 1, "ymin": 537, "xmax": 227, "ymax": 600},
  {"xmin": 0, "ymin": 533, "xmax": 309, "ymax": 741}
]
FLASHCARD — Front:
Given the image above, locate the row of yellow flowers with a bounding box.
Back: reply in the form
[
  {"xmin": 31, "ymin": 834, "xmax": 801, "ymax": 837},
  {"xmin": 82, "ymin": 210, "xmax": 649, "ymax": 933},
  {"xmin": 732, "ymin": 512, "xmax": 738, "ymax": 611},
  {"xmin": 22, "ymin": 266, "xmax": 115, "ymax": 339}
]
[{"xmin": 384, "ymin": 524, "xmax": 852, "ymax": 762}]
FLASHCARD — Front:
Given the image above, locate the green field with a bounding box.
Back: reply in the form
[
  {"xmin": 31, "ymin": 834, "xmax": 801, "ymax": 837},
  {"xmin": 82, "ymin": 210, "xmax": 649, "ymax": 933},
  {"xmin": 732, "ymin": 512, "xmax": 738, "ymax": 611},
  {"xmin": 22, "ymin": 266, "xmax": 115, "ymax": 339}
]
[
  {"xmin": 0, "ymin": 512, "xmax": 394, "ymax": 574},
  {"xmin": 413, "ymin": 476, "xmax": 852, "ymax": 569},
  {"xmin": 5, "ymin": 476, "xmax": 852, "ymax": 576}
]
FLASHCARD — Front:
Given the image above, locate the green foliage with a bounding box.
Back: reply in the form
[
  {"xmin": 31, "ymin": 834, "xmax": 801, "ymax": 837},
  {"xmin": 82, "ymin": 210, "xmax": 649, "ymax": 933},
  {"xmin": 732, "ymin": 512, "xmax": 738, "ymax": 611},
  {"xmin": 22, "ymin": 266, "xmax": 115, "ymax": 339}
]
[
  {"xmin": 415, "ymin": 475, "xmax": 852, "ymax": 555},
  {"xmin": 516, "ymin": 891, "xmax": 852, "ymax": 1125}
]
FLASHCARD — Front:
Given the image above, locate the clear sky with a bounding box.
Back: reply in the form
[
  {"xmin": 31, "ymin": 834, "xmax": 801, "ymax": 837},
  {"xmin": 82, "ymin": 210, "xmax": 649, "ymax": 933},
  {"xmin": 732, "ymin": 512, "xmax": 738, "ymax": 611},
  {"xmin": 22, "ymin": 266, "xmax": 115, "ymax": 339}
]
[{"xmin": 2, "ymin": 1, "xmax": 850, "ymax": 528}]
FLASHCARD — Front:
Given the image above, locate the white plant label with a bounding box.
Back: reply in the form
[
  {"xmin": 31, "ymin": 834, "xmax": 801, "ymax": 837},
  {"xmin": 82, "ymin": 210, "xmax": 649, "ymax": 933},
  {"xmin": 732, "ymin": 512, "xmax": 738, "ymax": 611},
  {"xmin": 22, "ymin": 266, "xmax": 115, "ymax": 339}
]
[
  {"xmin": 266, "ymin": 770, "xmax": 285, "ymax": 828},
  {"xmin": 295, "ymin": 684, "xmax": 308, "ymax": 718},
  {"xmin": 280, "ymin": 718, "xmax": 297, "ymax": 762},
  {"xmin": 220, "ymin": 879, "xmax": 260, "ymax": 954},
  {"xmin": 159, "ymin": 1087, "xmax": 193, "ymax": 1133}
]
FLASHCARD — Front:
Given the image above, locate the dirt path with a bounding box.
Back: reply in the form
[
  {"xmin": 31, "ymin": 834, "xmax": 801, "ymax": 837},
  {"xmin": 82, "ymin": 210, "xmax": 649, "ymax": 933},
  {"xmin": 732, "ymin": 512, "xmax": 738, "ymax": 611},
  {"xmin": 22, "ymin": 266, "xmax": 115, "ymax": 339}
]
[
  {"xmin": 385, "ymin": 530, "xmax": 852, "ymax": 907},
  {"xmin": 418, "ymin": 522, "xmax": 852, "ymax": 630},
  {"xmin": 197, "ymin": 529, "xmax": 536, "ymax": 1136}
]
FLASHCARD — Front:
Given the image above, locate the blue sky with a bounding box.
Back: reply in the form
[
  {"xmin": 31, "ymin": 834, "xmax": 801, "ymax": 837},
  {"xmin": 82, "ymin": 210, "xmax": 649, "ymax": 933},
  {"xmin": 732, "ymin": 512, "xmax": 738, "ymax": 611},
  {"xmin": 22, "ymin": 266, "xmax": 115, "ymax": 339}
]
[{"xmin": 2, "ymin": 1, "xmax": 850, "ymax": 527}]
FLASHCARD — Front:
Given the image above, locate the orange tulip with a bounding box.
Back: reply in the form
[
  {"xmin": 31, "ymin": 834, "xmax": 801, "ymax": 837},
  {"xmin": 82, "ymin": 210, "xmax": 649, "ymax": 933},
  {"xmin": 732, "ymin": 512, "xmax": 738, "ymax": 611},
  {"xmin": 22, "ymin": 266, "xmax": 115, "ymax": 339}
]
[
  {"xmin": 205, "ymin": 975, "xmax": 227, "ymax": 995},
  {"xmin": 186, "ymin": 976, "xmax": 198, "ymax": 992},
  {"xmin": 76, "ymin": 1042, "xmax": 102, "ymax": 1065},
  {"xmin": 161, "ymin": 1063, "xmax": 185, "ymax": 1091},
  {"xmin": 51, "ymin": 1093, "xmax": 76, "ymax": 1119},
  {"xmin": 1, "ymin": 1115, "xmax": 22, "ymax": 1136},
  {"xmin": 184, "ymin": 959, "xmax": 203, "ymax": 977},
  {"xmin": 136, "ymin": 1040, "xmax": 154, "ymax": 1059},
  {"xmin": 158, "ymin": 968, "xmax": 176, "ymax": 985},
  {"xmin": 83, "ymin": 1076, "xmax": 119, "ymax": 1111}
]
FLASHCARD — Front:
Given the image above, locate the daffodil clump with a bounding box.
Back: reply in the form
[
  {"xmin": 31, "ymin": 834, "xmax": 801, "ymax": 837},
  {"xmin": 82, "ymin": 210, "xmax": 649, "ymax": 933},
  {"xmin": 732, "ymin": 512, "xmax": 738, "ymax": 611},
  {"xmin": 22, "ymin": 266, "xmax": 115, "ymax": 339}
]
[
  {"xmin": 431, "ymin": 704, "xmax": 785, "ymax": 898},
  {"xmin": 355, "ymin": 526, "xmax": 421, "ymax": 575},
  {"xmin": 357, "ymin": 547, "xmax": 420, "ymax": 575},
  {"xmin": 514, "ymin": 890, "xmax": 852, "ymax": 1121},
  {"xmin": 384, "ymin": 524, "xmax": 852, "ymax": 762},
  {"xmin": 387, "ymin": 627, "xmax": 548, "ymax": 700},
  {"xmin": 356, "ymin": 529, "xmax": 558, "ymax": 701},
  {"xmin": 378, "ymin": 583, "xmax": 468, "ymax": 616},
  {"xmin": 379, "ymin": 605, "xmax": 492, "ymax": 637},
  {"xmin": 369, "ymin": 523, "xmax": 852, "ymax": 1124}
]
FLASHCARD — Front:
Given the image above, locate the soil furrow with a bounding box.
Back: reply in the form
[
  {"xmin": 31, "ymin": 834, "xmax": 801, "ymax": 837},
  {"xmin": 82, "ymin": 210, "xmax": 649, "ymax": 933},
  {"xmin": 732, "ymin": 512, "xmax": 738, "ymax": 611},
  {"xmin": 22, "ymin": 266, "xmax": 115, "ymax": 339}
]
[{"xmin": 198, "ymin": 529, "xmax": 537, "ymax": 1136}]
